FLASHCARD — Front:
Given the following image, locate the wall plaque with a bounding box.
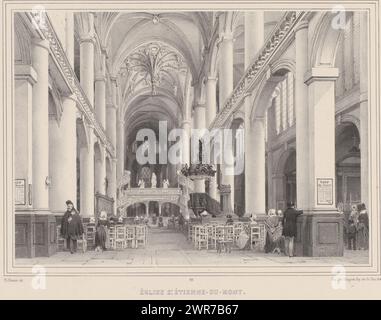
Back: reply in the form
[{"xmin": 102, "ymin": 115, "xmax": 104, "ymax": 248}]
[
  {"xmin": 15, "ymin": 179, "xmax": 26, "ymax": 205},
  {"xmin": 317, "ymin": 178, "xmax": 334, "ymax": 205}
]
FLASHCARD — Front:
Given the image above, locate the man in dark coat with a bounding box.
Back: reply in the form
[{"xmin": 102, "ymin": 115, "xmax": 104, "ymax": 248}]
[
  {"xmin": 61, "ymin": 200, "xmax": 84, "ymax": 254},
  {"xmin": 282, "ymin": 202, "xmax": 302, "ymax": 257}
]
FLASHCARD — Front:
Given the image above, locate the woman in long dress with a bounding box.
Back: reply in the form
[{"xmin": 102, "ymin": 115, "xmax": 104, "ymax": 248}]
[
  {"xmin": 357, "ymin": 203, "xmax": 369, "ymax": 250},
  {"xmin": 264, "ymin": 209, "xmax": 283, "ymax": 254},
  {"xmin": 95, "ymin": 211, "xmax": 110, "ymax": 252}
]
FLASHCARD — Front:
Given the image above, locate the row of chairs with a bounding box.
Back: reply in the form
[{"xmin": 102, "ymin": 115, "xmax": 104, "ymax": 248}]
[
  {"xmin": 189, "ymin": 222, "xmax": 266, "ymax": 252},
  {"xmin": 56, "ymin": 224, "xmax": 147, "ymax": 252},
  {"xmin": 108, "ymin": 225, "xmax": 147, "ymax": 250}
]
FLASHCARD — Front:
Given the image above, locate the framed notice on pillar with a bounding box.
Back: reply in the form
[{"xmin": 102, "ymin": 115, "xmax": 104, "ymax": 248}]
[
  {"xmin": 15, "ymin": 179, "xmax": 26, "ymax": 205},
  {"xmin": 317, "ymin": 178, "xmax": 334, "ymax": 205}
]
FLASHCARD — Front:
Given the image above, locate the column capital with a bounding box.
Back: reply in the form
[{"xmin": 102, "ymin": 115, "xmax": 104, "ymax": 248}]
[
  {"xmin": 304, "ymin": 67, "xmax": 339, "ymax": 85},
  {"xmin": 295, "ymin": 20, "xmax": 309, "ymax": 33},
  {"xmin": 14, "ymin": 64, "xmax": 38, "ymax": 85},
  {"xmin": 95, "ymin": 74, "xmax": 107, "ymax": 82},
  {"xmin": 79, "ymin": 36, "xmax": 96, "ymax": 45},
  {"xmin": 182, "ymin": 120, "xmax": 191, "ymax": 126},
  {"xmin": 107, "ymin": 103, "xmax": 117, "ymax": 110},
  {"xmin": 206, "ymin": 76, "xmax": 217, "ymax": 82},
  {"xmin": 219, "ymin": 32, "xmax": 234, "ymax": 43},
  {"xmin": 194, "ymin": 103, "xmax": 206, "ymax": 109},
  {"xmin": 32, "ymin": 38, "xmax": 50, "ymax": 51}
]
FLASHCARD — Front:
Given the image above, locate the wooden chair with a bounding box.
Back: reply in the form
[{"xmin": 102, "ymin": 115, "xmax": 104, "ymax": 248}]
[
  {"xmin": 135, "ymin": 225, "xmax": 147, "ymax": 248},
  {"xmin": 108, "ymin": 225, "xmax": 116, "ymax": 249},
  {"xmin": 125, "ymin": 225, "xmax": 136, "ymax": 248},
  {"xmin": 222, "ymin": 225, "xmax": 234, "ymax": 253},
  {"xmin": 213, "ymin": 226, "xmax": 225, "ymax": 253},
  {"xmin": 205, "ymin": 224, "xmax": 215, "ymax": 249},
  {"xmin": 77, "ymin": 234, "xmax": 87, "ymax": 253},
  {"xmin": 250, "ymin": 225, "xmax": 261, "ymax": 250},
  {"xmin": 114, "ymin": 225, "xmax": 127, "ymax": 250},
  {"xmin": 85, "ymin": 224, "xmax": 96, "ymax": 250},
  {"xmin": 194, "ymin": 225, "xmax": 208, "ymax": 250},
  {"xmin": 233, "ymin": 223, "xmax": 244, "ymax": 245},
  {"xmin": 56, "ymin": 225, "xmax": 66, "ymax": 251}
]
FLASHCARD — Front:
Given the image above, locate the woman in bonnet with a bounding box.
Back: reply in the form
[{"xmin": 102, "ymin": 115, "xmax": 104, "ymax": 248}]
[{"xmin": 95, "ymin": 210, "xmax": 110, "ymax": 252}]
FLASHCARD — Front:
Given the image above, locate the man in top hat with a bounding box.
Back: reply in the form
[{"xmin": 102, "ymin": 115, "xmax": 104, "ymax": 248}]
[
  {"xmin": 61, "ymin": 200, "xmax": 84, "ymax": 254},
  {"xmin": 282, "ymin": 202, "xmax": 302, "ymax": 257}
]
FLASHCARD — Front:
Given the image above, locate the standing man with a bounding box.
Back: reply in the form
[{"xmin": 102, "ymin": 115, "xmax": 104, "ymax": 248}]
[
  {"xmin": 282, "ymin": 202, "xmax": 302, "ymax": 257},
  {"xmin": 61, "ymin": 200, "xmax": 84, "ymax": 254}
]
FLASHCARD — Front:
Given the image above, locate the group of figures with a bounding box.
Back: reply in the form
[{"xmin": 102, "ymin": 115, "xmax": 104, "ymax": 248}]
[
  {"xmin": 138, "ymin": 173, "xmax": 170, "ymax": 189},
  {"xmin": 345, "ymin": 203, "xmax": 369, "ymax": 250},
  {"xmin": 262, "ymin": 202, "xmax": 303, "ymax": 257},
  {"xmin": 118, "ymin": 170, "xmax": 171, "ymax": 192}
]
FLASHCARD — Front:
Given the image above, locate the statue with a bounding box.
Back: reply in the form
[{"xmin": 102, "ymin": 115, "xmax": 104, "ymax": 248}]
[
  {"xmin": 151, "ymin": 173, "xmax": 157, "ymax": 188},
  {"xmin": 118, "ymin": 170, "xmax": 131, "ymax": 197},
  {"xmin": 138, "ymin": 179, "xmax": 145, "ymax": 188},
  {"xmin": 163, "ymin": 179, "xmax": 170, "ymax": 188}
]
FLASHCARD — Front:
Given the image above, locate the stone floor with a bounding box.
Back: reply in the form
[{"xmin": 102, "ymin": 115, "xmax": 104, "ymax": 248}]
[{"xmin": 16, "ymin": 228, "xmax": 369, "ymax": 266}]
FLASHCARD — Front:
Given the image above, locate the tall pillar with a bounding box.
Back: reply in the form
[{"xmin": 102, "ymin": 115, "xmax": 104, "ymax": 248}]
[
  {"xmin": 205, "ymin": 77, "xmax": 217, "ymax": 127},
  {"xmin": 94, "ymin": 145, "xmax": 106, "ymax": 195},
  {"xmin": 244, "ymin": 11, "xmax": 264, "ymax": 215},
  {"xmin": 193, "ymin": 104, "xmax": 206, "ymax": 193},
  {"xmin": 79, "ymin": 13, "xmax": 95, "ymax": 105},
  {"xmin": 49, "ymin": 14, "xmax": 77, "ymax": 213},
  {"xmin": 266, "ymin": 99, "xmax": 277, "ymax": 210},
  {"xmin": 295, "ymin": 67, "xmax": 342, "ymax": 257},
  {"xmin": 107, "ymin": 103, "xmax": 117, "ymax": 205},
  {"xmin": 80, "ymin": 125, "xmax": 95, "ymax": 217},
  {"xmin": 31, "ymin": 38, "xmax": 50, "ymax": 211},
  {"xmin": 49, "ymin": 95, "xmax": 77, "ymax": 212},
  {"xmin": 295, "ymin": 21, "xmax": 309, "ymax": 209},
  {"xmin": 250, "ymin": 117, "xmax": 266, "ymax": 215},
  {"xmin": 181, "ymin": 120, "xmax": 191, "ymax": 165},
  {"xmin": 359, "ymin": 12, "xmax": 369, "ymax": 208},
  {"xmin": 116, "ymin": 118, "xmax": 125, "ymax": 181},
  {"xmin": 219, "ymin": 33, "xmax": 234, "ymax": 105},
  {"xmin": 110, "ymin": 159, "xmax": 117, "ymax": 215},
  {"xmin": 94, "ymin": 74, "xmax": 106, "ymax": 129}
]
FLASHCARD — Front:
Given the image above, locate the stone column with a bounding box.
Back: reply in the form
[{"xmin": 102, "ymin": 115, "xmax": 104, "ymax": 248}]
[
  {"xmin": 158, "ymin": 203, "xmax": 162, "ymax": 216},
  {"xmin": 205, "ymin": 77, "xmax": 218, "ymax": 200},
  {"xmin": 303, "ymin": 68, "xmax": 339, "ymax": 211},
  {"xmin": 205, "ymin": 77, "xmax": 217, "ymax": 127},
  {"xmin": 94, "ymin": 144, "xmax": 106, "ymax": 195},
  {"xmin": 218, "ymin": 33, "xmax": 235, "ymax": 207},
  {"xmin": 80, "ymin": 125, "xmax": 95, "ymax": 217},
  {"xmin": 295, "ymin": 21, "xmax": 309, "ymax": 209},
  {"xmin": 296, "ymin": 67, "xmax": 342, "ymax": 257},
  {"xmin": 219, "ymin": 33, "xmax": 234, "ymax": 105},
  {"xmin": 116, "ymin": 118, "xmax": 125, "ymax": 181},
  {"xmin": 250, "ymin": 117, "xmax": 266, "ymax": 215},
  {"xmin": 79, "ymin": 13, "xmax": 95, "ymax": 105},
  {"xmin": 193, "ymin": 104, "xmax": 206, "ymax": 193},
  {"xmin": 49, "ymin": 14, "xmax": 77, "ymax": 213},
  {"xmin": 145, "ymin": 202, "xmax": 149, "ymax": 217},
  {"xmin": 359, "ymin": 12, "xmax": 369, "ymax": 208},
  {"xmin": 94, "ymin": 70, "xmax": 106, "ymax": 128},
  {"xmin": 31, "ymin": 38, "xmax": 50, "ymax": 211},
  {"xmin": 107, "ymin": 103, "xmax": 117, "ymax": 203},
  {"xmin": 49, "ymin": 95, "xmax": 77, "ymax": 212},
  {"xmin": 14, "ymin": 65, "xmax": 36, "ymax": 211},
  {"xmin": 244, "ymin": 11, "xmax": 264, "ymax": 215},
  {"xmin": 181, "ymin": 120, "xmax": 191, "ymax": 165}
]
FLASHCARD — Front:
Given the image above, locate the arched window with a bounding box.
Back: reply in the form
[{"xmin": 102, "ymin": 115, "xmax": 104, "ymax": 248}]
[{"xmin": 274, "ymin": 72, "xmax": 295, "ymax": 135}]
